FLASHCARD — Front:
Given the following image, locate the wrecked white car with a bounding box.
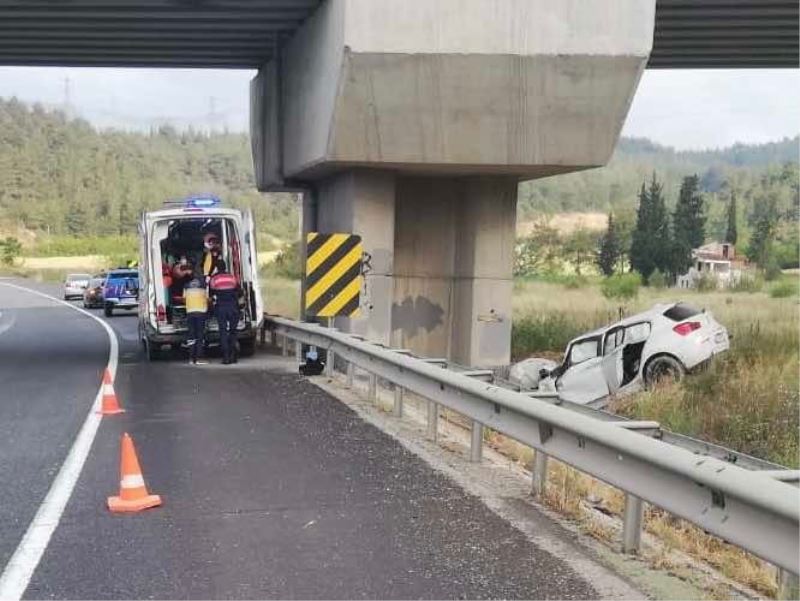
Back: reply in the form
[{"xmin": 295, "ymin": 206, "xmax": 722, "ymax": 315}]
[{"xmin": 513, "ymin": 302, "xmax": 730, "ymax": 407}]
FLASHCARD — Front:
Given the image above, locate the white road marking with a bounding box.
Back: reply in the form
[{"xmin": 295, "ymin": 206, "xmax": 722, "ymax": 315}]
[
  {"xmin": 0, "ymin": 283, "xmax": 119, "ymax": 600},
  {"xmin": 0, "ymin": 309, "xmax": 16, "ymax": 337}
]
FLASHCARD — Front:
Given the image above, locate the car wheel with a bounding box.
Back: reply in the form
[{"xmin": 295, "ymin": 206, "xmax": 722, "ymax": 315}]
[
  {"xmin": 104, "ymin": 305, "xmax": 113, "ymax": 317},
  {"xmin": 644, "ymin": 355, "xmax": 685, "ymax": 387}
]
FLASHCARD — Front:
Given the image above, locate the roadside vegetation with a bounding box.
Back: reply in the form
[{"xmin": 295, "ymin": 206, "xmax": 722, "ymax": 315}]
[{"xmin": 512, "ymin": 276, "xmax": 799, "ymax": 468}]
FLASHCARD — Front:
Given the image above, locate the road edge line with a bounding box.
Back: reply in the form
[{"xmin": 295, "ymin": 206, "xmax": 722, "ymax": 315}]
[{"xmin": 0, "ymin": 283, "xmax": 119, "ymax": 600}]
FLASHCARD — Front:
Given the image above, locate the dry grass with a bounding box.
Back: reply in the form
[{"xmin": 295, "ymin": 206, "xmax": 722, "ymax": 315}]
[
  {"xmin": 517, "ymin": 212, "xmax": 607, "ymax": 236},
  {"xmin": 645, "ymin": 510, "xmax": 779, "ymax": 597},
  {"xmin": 482, "ymin": 427, "xmax": 780, "ymax": 596}
]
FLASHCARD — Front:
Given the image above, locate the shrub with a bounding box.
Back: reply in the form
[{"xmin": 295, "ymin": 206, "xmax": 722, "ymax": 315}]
[
  {"xmin": 563, "ymin": 274, "xmax": 589, "ymax": 289},
  {"xmin": 0, "ymin": 237, "xmax": 22, "ymax": 266},
  {"xmin": 764, "ymin": 258, "xmax": 783, "ymax": 282},
  {"xmin": 695, "ymin": 272, "xmax": 718, "ymax": 292},
  {"xmin": 262, "ymin": 241, "xmax": 302, "ymax": 280},
  {"xmin": 648, "ymin": 268, "xmax": 667, "ymax": 289},
  {"xmin": 769, "ymin": 279, "xmax": 799, "ymax": 299},
  {"xmin": 512, "ymin": 313, "xmax": 589, "ymax": 356},
  {"xmin": 600, "ymin": 272, "xmax": 641, "ymax": 300},
  {"xmin": 730, "ymin": 272, "xmax": 763, "ymax": 293}
]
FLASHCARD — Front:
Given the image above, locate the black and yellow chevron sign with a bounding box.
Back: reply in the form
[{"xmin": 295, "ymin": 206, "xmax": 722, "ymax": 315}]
[{"xmin": 305, "ymin": 233, "xmax": 363, "ymax": 317}]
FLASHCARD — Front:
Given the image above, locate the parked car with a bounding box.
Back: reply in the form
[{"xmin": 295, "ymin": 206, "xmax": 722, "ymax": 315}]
[
  {"xmin": 63, "ymin": 273, "xmax": 92, "ymax": 300},
  {"xmin": 103, "ymin": 269, "xmax": 139, "ymax": 317},
  {"xmin": 515, "ymin": 302, "xmax": 729, "ymax": 407},
  {"xmin": 82, "ymin": 276, "xmax": 106, "ymax": 308}
]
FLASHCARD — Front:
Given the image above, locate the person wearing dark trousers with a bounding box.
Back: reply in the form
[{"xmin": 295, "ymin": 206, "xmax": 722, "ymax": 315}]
[
  {"xmin": 210, "ymin": 271, "xmax": 241, "ymax": 365},
  {"xmin": 184, "ymin": 278, "xmax": 208, "ymax": 365}
]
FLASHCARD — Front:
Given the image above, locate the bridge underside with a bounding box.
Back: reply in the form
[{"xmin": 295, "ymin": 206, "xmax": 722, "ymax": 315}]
[{"xmin": 0, "ymin": 0, "xmax": 796, "ymax": 69}]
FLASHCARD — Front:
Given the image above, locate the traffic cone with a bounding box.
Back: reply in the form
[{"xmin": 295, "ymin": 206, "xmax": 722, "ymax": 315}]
[
  {"xmin": 97, "ymin": 369, "xmax": 124, "ymax": 415},
  {"xmin": 107, "ymin": 433, "xmax": 162, "ymax": 513}
]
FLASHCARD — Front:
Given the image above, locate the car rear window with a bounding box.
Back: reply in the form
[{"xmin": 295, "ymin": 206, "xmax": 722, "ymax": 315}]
[
  {"xmin": 663, "ymin": 303, "xmax": 701, "ymax": 322},
  {"xmin": 67, "ymin": 274, "xmax": 90, "ymax": 282}
]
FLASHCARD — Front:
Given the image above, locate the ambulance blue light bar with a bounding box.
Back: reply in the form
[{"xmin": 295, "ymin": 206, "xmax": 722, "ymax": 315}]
[{"xmin": 184, "ymin": 195, "xmax": 221, "ymax": 208}]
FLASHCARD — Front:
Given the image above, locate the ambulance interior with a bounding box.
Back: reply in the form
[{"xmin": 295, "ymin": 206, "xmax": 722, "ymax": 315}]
[{"xmin": 154, "ymin": 217, "xmax": 244, "ymax": 327}]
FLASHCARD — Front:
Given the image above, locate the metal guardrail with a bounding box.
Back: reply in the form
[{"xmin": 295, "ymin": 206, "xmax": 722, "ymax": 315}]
[{"xmin": 264, "ymin": 316, "xmax": 799, "ymax": 574}]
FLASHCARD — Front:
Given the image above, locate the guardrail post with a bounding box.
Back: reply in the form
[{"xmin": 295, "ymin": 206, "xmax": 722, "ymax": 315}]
[
  {"xmin": 295, "ymin": 340, "xmax": 303, "ymax": 361},
  {"xmin": 281, "ymin": 334, "xmax": 288, "ymax": 357},
  {"xmin": 531, "ymin": 451, "xmax": 549, "ymax": 498},
  {"xmin": 325, "ymin": 349, "xmax": 335, "ymax": 376},
  {"xmin": 270, "ymin": 329, "xmax": 277, "ymax": 348},
  {"xmin": 779, "ymin": 569, "xmax": 799, "ymax": 601},
  {"xmin": 393, "ymin": 385, "xmax": 404, "ymax": 417},
  {"xmin": 622, "ymin": 494, "xmax": 644, "ymax": 554},
  {"xmin": 427, "ymin": 401, "xmax": 438, "ymax": 441},
  {"xmin": 368, "ymin": 372, "xmax": 377, "ymax": 402},
  {"xmin": 470, "ymin": 421, "xmax": 483, "ymax": 463},
  {"xmin": 346, "ymin": 362, "xmax": 354, "ymax": 388}
]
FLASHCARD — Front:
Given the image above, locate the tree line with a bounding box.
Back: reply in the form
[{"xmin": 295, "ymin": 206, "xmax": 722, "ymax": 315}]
[
  {"xmin": 517, "ymin": 165, "xmax": 799, "ymax": 284},
  {"xmin": 0, "ymin": 98, "xmax": 299, "ymax": 251}
]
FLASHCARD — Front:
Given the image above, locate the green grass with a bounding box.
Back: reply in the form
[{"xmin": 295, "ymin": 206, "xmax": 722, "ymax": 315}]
[
  {"xmin": 31, "ymin": 235, "xmax": 137, "ymax": 257},
  {"xmin": 261, "ymin": 276, "xmax": 300, "ymax": 319},
  {"xmin": 769, "ymin": 277, "xmax": 799, "ymax": 299}
]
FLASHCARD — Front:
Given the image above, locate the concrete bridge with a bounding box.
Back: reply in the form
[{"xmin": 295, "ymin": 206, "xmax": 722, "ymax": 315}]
[{"xmin": 1, "ymin": 0, "xmax": 797, "ymax": 367}]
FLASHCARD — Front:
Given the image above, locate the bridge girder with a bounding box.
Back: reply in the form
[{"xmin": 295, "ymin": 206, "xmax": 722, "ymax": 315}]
[{"xmin": 0, "ymin": 0, "xmax": 795, "ymax": 70}]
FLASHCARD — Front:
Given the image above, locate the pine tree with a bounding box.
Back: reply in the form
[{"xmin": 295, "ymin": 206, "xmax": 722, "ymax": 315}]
[
  {"xmin": 725, "ymin": 191, "xmax": 738, "ymax": 245},
  {"xmin": 596, "ymin": 212, "xmax": 620, "ymax": 276},
  {"xmin": 630, "ymin": 173, "xmax": 671, "ymax": 282},
  {"xmin": 671, "ymin": 175, "xmax": 706, "ymax": 277},
  {"xmin": 747, "ymin": 195, "xmax": 778, "ymax": 269}
]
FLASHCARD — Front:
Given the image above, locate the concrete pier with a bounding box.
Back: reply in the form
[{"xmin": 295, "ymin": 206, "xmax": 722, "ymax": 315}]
[{"xmin": 252, "ymin": 0, "xmax": 656, "ymax": 366}]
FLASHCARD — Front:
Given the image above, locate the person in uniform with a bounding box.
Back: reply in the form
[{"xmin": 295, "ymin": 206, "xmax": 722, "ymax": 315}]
[
  {"xmin": 184, "ymin": 277, "xmax": 209, "ymax": 365},
  {"xmin": 209, "ymin": 270, "xmax": 241, "ymax": 365},
  {"xmin": 201, "ymin": 232, "xmax": 226, "ymax": 282}
]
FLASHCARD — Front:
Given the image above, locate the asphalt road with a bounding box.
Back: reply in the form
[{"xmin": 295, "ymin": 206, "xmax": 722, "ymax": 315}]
[{"xmin": 1, "ymin": 279, "xmax": 600, "ymax": 599}]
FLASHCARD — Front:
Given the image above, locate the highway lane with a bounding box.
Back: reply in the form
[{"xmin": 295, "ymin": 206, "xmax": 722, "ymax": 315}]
[
  {"xmin": 0, "ymin": 282, "xmax": 108, "ymax": 572},
  {"xmin": 4, "ymin": 280, "xmax": 600, "ymax": 599}
]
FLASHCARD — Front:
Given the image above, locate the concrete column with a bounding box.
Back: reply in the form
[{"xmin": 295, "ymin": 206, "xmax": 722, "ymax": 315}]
[
  {"xmin": 393, "ymin": 175, "xmax": 516, "ymax": 366},
  {"xmin": 452, "ymin": 177, "xmax": 516, "ymax": 367},
  {"xmin": 314, "ymin": 170, "xmax": 396, "ymax": 346}
]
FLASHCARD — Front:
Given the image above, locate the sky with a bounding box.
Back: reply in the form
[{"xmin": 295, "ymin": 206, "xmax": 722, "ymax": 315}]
[{"xmin": 0, "ymin": 66, "xmax": 797, "ymax": 150}]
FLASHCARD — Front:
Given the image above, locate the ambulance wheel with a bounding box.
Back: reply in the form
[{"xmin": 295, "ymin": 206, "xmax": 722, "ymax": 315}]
[
  {"xmin": 239, "ymin": 338, "xmax": 256, "ymax": 357},
  {"xmin": 144, "ymin": 338, "xmax": 161, "ymax": 361}
]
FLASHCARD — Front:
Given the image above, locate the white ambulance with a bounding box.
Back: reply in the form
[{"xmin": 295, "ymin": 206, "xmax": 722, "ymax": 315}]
[{"xmin": 138, "ymin": 195, "xmax": 263, "ymax": 360}]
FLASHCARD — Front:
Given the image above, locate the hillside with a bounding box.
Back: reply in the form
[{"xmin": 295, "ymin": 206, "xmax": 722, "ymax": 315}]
[
  {"xmin": 0, "ymin": 97, "xmax": 796, "ymax": 253},
  {"xmin": 0, "ymin": 98, "xmax": 298, "ymax": 248},
  {"xmin": 519, "ymin": 137, "xmax": 800, "ymax": 226}
]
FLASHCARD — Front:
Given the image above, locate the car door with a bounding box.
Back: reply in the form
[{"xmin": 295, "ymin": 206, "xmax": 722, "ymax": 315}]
[
  {"xmin": 242, "ymin": 209, "xmax": 264, "ymax": 328},
  {"xmin": 557, "ymin": 336, "xmax": 610, "ymax": 405},
  {"xmin": 601, "ymin": 327, "xmax": 625, "ymax": 394}
]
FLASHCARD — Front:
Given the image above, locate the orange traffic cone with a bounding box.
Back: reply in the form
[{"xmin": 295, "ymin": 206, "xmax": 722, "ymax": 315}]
[
  {"xmin": 97, "ymin": 369, "xmax": 124, "ymax": 415},
  {"xmin": 107, "ymin": 433, "xmax": 162, "ymax": 513}
]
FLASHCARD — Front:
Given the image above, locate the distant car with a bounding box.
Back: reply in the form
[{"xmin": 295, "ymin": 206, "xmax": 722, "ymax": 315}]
[
  {"xmin": 102, "ymin": 269, "xmax": 139, "ymax": 317},
  {"xmin": 528, "ymin": 302, "xmax": 730, "ymax": 406},
  {"xmin": 82, "ymin": 276, "xmax": 106, "ymax": 309},
  {"xmin": 63, "ymin": 273, "xmax": 92, "ymax": 300}
]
